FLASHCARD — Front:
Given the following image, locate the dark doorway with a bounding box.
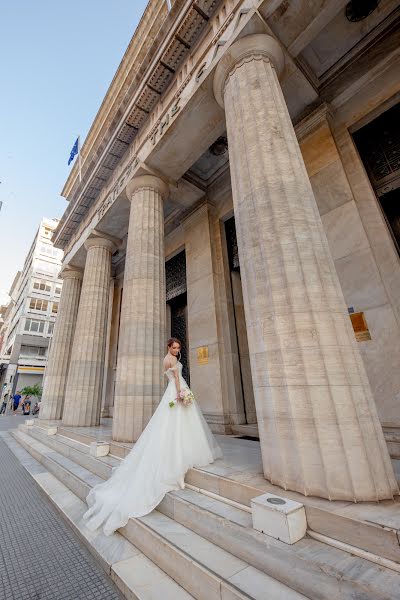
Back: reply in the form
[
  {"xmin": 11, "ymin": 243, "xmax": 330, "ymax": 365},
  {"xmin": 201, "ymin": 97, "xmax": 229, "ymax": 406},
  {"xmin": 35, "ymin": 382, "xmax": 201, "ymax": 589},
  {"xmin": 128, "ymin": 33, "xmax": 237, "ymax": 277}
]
[
  {"xmin": 166, "ymin": 250, "xmax": 190, "ymax": 383},
  {"xmin": 169, "ymin": 293, "xmax": 189, "ymax": 383},
  {"xmin": 353, "ymin": 102, "xmax": 400, "ymax": 255},
  {"xmin": 225, "ymin": 217, "xmax": 256, "ymax": 424}
]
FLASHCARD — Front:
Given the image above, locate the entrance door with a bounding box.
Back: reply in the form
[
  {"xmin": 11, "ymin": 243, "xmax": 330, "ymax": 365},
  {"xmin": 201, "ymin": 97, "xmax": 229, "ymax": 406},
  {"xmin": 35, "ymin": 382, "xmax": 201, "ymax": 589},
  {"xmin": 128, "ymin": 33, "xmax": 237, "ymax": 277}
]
[
  {"xmin": 169, "ymin": 293, "xmax": 189, "ymax": 384},
  {"xmin": 353, "ymin": 102, "xmax": 400, "ymax": 255},
  {"xmin": 225, "ymin": 217, "xmax": 256, "ymax": 424},
  {"xmin": 166, "ymin": 251, "xmax": 190, "ymax": 383}
]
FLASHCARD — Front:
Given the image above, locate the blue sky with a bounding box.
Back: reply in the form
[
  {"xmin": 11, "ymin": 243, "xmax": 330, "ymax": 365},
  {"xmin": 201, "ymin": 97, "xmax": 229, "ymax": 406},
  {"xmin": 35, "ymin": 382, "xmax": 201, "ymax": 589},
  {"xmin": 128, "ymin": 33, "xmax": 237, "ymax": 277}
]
[{"xmin": 0, "ymin": 0, "xmax": 149, "ymax": 303}]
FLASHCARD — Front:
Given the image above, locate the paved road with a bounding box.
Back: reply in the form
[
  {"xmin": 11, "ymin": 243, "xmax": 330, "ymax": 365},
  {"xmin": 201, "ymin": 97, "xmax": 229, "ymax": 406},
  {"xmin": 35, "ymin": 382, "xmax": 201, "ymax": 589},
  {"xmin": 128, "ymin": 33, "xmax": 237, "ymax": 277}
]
[
  {"xmin": 0, "ymin": 412, "xmax": 35, "ymax": 432},
  {"xmin": 0, "ymin": 416, "xmax": 123, "ymax": 600}
]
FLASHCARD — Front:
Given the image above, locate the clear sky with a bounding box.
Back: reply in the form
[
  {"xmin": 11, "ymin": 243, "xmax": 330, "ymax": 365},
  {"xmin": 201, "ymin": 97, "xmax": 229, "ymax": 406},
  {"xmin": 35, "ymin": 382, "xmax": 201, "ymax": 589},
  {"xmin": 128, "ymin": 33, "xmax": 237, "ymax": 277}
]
[{"xmin": 0, "ymin": 0, "xmax": 149, "ymax": 304}]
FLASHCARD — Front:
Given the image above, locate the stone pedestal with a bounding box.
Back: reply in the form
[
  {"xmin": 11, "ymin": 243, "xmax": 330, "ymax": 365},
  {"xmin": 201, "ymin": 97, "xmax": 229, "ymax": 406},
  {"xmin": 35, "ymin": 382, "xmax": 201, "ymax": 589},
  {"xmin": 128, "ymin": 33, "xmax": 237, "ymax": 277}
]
[
  {"xmin": 251, "ymin": 493, "xmax": 307, "ymax": 545},
  {"xmin": 89, "ymin": 441, "xmax": 110, "ymax": 457},
  {"xmin": 62, "ymin": 236, "xmax": 116, "ymax": 427},
  {"xmin": 213, "ymin": 34, "xmax": 398, "ymax": 501},
  {"xmin": 40, "ymin": 268, "xmax": 83, "ymax": 421},
  {"xmin": 112, "ymin": 175, "xmax": 168, "ymax": 442}
]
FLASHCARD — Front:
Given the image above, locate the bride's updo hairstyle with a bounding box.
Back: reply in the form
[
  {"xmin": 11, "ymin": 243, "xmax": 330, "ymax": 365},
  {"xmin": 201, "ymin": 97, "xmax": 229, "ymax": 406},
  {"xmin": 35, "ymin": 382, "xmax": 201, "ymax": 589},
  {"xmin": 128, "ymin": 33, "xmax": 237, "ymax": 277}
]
[{"xmin": 167, "ymin": 337, "xmax": 181, "ymax": 349}]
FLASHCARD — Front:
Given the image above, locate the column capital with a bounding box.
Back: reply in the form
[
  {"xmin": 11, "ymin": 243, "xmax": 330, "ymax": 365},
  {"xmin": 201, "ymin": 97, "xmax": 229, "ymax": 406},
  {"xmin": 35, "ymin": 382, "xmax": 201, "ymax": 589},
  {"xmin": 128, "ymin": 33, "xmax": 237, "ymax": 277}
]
[
  {"xmin": 84, "ymin": 235, "xmax": 117, "ymax": 253},
  {"xmin": 213, "ymin": 34, "xmax": 284, "ymax": 108},
  {"xmin": 126, "ymin": 175, "xmax": 169, "ymax": 201},
  {"xmin": 60, "ymin": 267, "xmax": 83, "ymax": 281}
]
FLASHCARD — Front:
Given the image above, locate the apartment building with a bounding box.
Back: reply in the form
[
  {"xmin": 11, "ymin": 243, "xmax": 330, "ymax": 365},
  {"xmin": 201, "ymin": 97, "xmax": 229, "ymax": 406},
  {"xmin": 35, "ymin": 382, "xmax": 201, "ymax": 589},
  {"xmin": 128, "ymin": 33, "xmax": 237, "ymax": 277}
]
[{"xmin": 0, "ymin": 217, "xmax": 63, "ymax": 393}]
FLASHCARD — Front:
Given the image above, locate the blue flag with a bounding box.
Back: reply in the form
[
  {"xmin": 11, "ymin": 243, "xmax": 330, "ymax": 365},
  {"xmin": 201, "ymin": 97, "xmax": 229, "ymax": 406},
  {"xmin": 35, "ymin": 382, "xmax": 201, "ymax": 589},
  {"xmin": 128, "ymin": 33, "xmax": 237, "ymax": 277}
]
[{"xmin": 68, "ymin": 138, "xmax": 79, "ymax": 165}]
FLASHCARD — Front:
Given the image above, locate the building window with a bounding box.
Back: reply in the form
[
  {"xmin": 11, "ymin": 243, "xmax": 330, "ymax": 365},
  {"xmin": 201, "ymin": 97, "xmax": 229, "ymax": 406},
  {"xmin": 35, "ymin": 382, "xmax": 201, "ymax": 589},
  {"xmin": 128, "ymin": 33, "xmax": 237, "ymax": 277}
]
[
  {"xmin": 35, "ymin": 260, "xmax": 59, "ymax": 276},
  {"xmin": 55, "ymin": 286, "xmax": 61, "ymax": 295},
  {"xmin": 24, "ymin": 319, "xmax": 45, "ymax": 334},
  {"xmin": 20, "ymin": 345, "xmax": 47, "ymax": 359},
  {"xmin": 33, "ymin": 281, "xmax": 51, "ymax": 293},
  {"xmin": 51, "ymin": 302, "xmax": 59, "ymax": 314},
  {"xmin": 47, "ymin": 322, "xmax": 55, "ymax": 335},
  {"xmin": 29, "ymin": 298, "xmax": 48, "ymax": 312},
  {"xmin": 39, "ymin": 244, "xmax": 60, "ymax": 258}
]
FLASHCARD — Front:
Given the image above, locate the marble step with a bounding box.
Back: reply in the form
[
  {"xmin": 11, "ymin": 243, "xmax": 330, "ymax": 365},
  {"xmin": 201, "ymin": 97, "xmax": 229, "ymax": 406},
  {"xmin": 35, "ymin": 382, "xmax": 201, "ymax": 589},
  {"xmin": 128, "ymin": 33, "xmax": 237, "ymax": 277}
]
[
  {"xmin": 3, "ymin": 431, "xmax": 194, "ymax": 600},
  {"xmin": 21, "ymin": 423, "xmax": 120, "ymax": 477},
  {"xmin": 55, "ymin": 424, "xmax": 132, "ymax": 459},
  {"xmin": 52, "ymin": 424, "xmax": 400, "ymax": 563},
  {"xmin": 11, "ymin": 428, "xmax": 307, "ymax": 600},
  {"xmin": 230, "ymin": 425, "xmax": 259, "ymax": 439},
  {"xmin": 14, "ymin": 424, "xmax": 400, "ymax": 600},
  {"xmin": 156, "ymin": 488, "xmax": 400, "ymax": 600},
  {"xmin": 27, "ymin": 424, "xmax": 400, "ymax": 563},
  {"xmin": 185, "ymin": 464, "xmax": 400, "ymax": 564}
]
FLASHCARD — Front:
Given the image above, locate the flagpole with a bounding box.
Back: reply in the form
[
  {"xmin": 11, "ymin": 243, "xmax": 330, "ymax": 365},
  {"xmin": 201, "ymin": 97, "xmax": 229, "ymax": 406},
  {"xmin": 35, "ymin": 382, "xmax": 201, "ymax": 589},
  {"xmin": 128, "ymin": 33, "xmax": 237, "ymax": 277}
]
[{"xmin": 78, "ymin": 135, "xmax": 82, "ymax": 183}]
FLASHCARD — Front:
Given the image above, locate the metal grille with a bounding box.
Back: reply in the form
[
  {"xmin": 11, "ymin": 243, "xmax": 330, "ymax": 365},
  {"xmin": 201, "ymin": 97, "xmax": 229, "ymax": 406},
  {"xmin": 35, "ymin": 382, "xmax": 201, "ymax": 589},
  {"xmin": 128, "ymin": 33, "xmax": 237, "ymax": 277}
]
[
  {"xmin": 354, "ymin": 103, "xmax": 400, "ymax": 191},
  {"xmin": 170, "ymin": 294, "xmax": 190, "ymax": 384},
  {"xmin": 166, "ymin": 250, "xmax": 187, "ymax": 301},
  {"xmin": 225, "ymin": 216, "xmax": 240, "ymax": 271}
]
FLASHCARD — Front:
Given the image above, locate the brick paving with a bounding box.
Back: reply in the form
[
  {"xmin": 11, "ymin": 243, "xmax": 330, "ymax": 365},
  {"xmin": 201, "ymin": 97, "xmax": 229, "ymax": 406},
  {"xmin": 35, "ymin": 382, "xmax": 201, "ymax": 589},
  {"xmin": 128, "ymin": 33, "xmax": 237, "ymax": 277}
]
[{"xmin": 0, "ymin": 427, "xmax": 123, "ymax": 600}]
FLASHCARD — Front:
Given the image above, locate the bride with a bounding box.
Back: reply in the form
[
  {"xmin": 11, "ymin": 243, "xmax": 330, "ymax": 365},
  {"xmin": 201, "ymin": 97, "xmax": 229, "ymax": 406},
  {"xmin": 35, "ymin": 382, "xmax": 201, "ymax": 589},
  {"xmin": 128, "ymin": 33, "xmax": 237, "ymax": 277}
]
[{"xmin": 83, "ymin": 337, "xmax": 222, "ymax": 535}]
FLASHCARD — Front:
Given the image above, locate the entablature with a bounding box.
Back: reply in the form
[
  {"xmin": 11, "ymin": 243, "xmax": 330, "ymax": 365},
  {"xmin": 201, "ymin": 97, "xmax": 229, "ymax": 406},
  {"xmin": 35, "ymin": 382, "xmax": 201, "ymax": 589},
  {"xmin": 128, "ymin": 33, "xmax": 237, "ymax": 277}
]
[{"xmin": 56, "ymin": 0, "xmax": 225, "ymax": 250}]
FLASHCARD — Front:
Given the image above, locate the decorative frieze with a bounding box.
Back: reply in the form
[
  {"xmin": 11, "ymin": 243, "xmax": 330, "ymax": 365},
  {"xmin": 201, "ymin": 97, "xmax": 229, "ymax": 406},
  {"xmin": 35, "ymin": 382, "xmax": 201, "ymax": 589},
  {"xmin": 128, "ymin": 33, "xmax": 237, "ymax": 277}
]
[{"xmin": 96, "ymin": 155, "xmax": 139, "ymax": 220}]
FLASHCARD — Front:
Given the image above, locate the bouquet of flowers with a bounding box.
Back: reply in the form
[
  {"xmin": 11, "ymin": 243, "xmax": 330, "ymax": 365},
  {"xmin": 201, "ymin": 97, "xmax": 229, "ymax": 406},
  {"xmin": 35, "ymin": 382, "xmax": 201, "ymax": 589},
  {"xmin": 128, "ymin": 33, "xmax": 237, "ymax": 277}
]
[{"xmin": 169, "ymin": 388, "xmax": 194, "ymax": 408}]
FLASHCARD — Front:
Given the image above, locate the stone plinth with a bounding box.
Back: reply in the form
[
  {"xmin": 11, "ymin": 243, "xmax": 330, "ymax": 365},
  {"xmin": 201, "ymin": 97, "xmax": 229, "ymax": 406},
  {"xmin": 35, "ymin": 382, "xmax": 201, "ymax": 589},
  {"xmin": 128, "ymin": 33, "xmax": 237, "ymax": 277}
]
[
  {"xmin": 251, "ymin": 493, "xmax": 307, "ymax": 544},
  {"xmin": 40, "ymin": 269, "xmax": 83, "ymax": 421},
  {"xmin": 89, "ymin": 441, "xmax": 110, "ymax": 457},
  {"xmin": 214, "ymin": 34, "xmax": 398, "ymax": 501},
  {"xmin": 113, "ymin": 175, "xmax": 168, "ymax": 442},
  {"xmin": 62, "ymin": 236, "xmax": 115, "ymax": 427}
]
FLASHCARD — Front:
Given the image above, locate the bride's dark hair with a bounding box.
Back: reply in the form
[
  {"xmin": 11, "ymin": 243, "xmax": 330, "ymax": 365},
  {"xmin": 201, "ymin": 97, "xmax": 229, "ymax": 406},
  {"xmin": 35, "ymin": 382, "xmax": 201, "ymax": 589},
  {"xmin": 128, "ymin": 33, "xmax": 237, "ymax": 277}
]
[{"xmin": 167, "ymin": 337, "xmax": 181, "ymax": 348}]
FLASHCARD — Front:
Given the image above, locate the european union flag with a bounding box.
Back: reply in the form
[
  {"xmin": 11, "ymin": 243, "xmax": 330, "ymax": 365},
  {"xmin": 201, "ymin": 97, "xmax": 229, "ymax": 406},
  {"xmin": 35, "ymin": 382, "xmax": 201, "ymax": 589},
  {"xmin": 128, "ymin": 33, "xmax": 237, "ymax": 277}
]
[{"xmin": 68, "ymin": 138, "xmax": 79, "ymax": 165}]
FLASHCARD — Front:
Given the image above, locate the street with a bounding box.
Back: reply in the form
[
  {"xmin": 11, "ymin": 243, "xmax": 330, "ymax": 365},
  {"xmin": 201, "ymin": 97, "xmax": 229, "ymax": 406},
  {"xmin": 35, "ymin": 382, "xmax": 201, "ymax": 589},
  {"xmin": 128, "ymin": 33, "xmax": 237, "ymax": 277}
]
[{"xmin": 0, "ymin": 414, "xmax": 123, "ymax": 600}]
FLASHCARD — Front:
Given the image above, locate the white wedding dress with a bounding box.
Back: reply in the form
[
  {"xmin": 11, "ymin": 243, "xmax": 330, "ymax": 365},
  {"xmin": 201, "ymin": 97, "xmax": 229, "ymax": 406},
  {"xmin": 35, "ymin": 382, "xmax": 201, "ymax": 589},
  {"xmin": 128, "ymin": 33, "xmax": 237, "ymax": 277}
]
[{"xmin": 83, "ymin": 362, "xmax": 222, "ymax": 535}]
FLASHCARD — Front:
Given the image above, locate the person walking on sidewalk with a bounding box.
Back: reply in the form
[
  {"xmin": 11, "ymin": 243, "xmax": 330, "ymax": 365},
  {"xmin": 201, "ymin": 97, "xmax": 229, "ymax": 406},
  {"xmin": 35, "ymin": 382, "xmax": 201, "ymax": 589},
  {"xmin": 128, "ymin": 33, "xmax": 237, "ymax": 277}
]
[
  {"xmin": 0, "ymin": 392, "xmax": 9, "ymax": 415},
  {"xmin": 12, "ymin": 391, "xmax": 21, "ymax": 414}
]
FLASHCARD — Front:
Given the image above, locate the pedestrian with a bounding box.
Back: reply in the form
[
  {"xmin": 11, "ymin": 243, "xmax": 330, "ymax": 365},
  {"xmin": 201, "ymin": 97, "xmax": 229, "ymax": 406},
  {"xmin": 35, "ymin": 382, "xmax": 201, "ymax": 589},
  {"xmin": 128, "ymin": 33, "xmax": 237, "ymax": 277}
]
[
  {"xmin": 0, "ymin": 392, "xmax": 9, "ymax": 415},
  {"xmin": 23, "ymin": 397, "xmax": 31, "ymax": 415},
  {"xmin": 13, "ymin": 391, "xmax": 22, "ymax": 414}
]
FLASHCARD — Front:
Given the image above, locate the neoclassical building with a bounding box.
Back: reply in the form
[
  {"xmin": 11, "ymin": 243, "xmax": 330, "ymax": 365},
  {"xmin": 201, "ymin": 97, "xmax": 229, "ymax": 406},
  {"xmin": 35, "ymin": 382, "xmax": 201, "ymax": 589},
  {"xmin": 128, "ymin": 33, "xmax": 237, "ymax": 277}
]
[{"xmin": 41, "ymin": 0, "xmax": 400, "ymax": 503}]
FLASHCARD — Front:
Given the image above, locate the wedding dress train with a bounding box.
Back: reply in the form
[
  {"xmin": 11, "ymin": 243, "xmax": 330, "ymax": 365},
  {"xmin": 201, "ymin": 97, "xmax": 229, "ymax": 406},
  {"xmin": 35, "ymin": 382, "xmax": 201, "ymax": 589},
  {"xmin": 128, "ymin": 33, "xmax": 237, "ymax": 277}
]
[{"xmin": 83, "ymin": 362, "xmax": 222, "ymax": 535}]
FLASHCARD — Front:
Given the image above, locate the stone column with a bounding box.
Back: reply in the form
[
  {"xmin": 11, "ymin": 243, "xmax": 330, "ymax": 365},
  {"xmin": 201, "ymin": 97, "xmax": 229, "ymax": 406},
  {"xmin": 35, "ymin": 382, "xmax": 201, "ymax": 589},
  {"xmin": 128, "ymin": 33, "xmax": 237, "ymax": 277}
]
[
  {"xmin": 213, "ymin": 34, "xmax": 398, "ymax": 501},
  {"xmin": 101, "ymin": 279, "xmax": 123, "ymax": 418},
  {"xmin": 183, "ymin": 202, "xmax": 233, "ymax": 433},
  {"xmin": 62, "ymin": 236, "xmax": 116, "ymax": 427},
  {"xmin": 112, "ymin": 175, "xmax": 168, "ymax": 442},
  {"xmin": 40, "ymin": 268, "xmax": 83, "ymax": 421}
]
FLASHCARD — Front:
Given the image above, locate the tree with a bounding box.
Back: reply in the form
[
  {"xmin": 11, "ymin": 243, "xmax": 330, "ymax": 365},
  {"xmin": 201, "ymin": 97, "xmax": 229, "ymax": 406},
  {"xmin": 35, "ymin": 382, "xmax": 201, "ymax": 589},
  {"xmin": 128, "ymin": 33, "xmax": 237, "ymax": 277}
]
[{"xmin": 20, "ymin": 384, "xmax": 42, "ymax": 399}]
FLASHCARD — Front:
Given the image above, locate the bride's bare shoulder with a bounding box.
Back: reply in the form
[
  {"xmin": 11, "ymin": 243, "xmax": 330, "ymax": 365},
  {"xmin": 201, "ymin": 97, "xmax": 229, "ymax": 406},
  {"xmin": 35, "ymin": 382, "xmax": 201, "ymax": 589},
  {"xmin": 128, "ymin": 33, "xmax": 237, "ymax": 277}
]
[{"xmin": 163, "ymin": 355, "xmax": 178, "ymax": 371}]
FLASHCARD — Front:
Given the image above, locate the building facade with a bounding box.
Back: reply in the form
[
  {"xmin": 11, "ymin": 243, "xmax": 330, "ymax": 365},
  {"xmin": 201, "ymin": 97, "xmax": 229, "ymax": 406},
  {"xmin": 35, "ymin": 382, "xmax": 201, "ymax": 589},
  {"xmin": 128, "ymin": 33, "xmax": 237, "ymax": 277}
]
[
  {"xmin": 41, "ymin": 0, "xmax": 400, "ymax": 502},
  {"xmin": 0, "ymin": 218, "xmax": 63, "ymax": 394}
]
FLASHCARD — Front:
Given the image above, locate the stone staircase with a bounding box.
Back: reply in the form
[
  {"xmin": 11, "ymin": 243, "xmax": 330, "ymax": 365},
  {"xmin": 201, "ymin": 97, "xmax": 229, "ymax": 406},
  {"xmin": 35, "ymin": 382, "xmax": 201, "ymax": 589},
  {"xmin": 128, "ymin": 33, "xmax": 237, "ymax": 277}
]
[{"xmin": 6, "ymin": 421, "xmax": 400, "ymax": 600}]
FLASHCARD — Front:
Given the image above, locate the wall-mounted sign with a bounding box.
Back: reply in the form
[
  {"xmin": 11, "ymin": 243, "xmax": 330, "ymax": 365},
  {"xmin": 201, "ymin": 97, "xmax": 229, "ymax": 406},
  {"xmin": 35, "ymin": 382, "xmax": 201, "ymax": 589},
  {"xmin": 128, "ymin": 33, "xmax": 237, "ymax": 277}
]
[
  {"xmin": 350, "ymin": 312, "xmax": 371, "ymax": 342},
  {"xmin": 196, "ymin": 346, "xmax": 209, "ymax": 365}
]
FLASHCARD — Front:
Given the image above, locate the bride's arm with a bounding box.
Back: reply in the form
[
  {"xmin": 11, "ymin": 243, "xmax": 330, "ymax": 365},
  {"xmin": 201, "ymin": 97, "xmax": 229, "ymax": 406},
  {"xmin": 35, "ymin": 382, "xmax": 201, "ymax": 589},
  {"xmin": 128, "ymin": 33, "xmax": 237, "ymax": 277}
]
[{"xmin": 173, "ymin": 368, "xmax": 181, "ymax": 397}]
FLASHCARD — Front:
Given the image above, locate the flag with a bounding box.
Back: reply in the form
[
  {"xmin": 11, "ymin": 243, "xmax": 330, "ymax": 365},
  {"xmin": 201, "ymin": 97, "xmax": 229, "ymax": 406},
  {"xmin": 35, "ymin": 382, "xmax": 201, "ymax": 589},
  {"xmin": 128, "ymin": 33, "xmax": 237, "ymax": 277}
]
[{"xmin": 68, "ymin": 138, "xmax": 79, "ymax": 165}]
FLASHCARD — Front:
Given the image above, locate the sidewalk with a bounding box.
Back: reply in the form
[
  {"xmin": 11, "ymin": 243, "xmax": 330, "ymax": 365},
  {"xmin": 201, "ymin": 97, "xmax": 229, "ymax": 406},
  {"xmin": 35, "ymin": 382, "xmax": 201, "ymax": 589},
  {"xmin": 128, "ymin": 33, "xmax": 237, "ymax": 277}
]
[{"xmin": 0, "ymin": 424, "xmax": 123, "ymax": 600}]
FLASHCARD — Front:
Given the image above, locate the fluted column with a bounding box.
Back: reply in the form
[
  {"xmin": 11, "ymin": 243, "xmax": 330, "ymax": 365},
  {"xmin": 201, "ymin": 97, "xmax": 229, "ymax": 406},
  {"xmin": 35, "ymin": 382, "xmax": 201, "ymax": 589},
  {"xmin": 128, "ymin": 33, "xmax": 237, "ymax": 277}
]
[
  {"xmin": 40, "ymin": 268, "xmax": 83, "ymax": 421},
  {"xmin": 62, "ymin": 236, "xmax": 116, "ymax": 426},
  {"xmin": 113, "ymin": 175, "xmax": 168, "ymax": 442},
  {"xmin": 214, "ymin": 34, "xmax": 398, "ymax": 501}
]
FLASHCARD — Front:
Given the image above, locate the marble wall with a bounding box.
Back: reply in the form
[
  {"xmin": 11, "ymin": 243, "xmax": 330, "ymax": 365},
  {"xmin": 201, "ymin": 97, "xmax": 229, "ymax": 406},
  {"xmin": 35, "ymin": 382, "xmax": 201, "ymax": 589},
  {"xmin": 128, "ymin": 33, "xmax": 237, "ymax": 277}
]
[{"xmin": 301, "ymin": 120, "xmax": 400, "ymax": 427}]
